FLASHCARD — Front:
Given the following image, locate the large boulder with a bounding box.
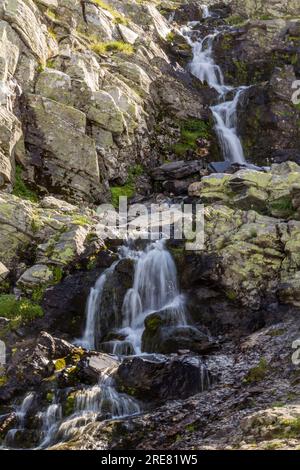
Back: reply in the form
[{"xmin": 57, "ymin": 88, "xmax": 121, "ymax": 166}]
[
  {"xmin": 237, "ymin": 66, "xmax": 300, "ymax": 166},
  {"xmin": 22, "ymin": 94, "xmax": 104, "ymax": 203},
  {"xmin": 116, "ymin": 355, "xmax": 211, "ymax": 401},
  {"xmin": 141, "ymin": 310, "xmax": 214, "ymax": 354}
]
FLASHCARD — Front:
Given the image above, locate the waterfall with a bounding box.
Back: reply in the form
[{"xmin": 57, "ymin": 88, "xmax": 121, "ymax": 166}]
[
  {"xmin": 5, "ymin": 392, "xmax": 35, "ymax": 447},
  {"xmin": 78, "ymin": 261, "xmax": 118, "ymax": 350},
  {"xmin": 182, "ymin": 16, "xmax": 247, "ymax": 165},
  {"xmin": 119, "ymin": 239, "xmax": 187, "ymax": 354},
  {"xmin": 81, "ymin": 240, "xmax": 187, "ymax": 356},
  {"xmin": 38, "ymin": 402, "xmax": 62, "ymax": 449},
  {"xmin": 37, "ymin": 368, "xmax": 140, "ymax": 448},
  {"xmin": 201, "ymin": 4, "xmax": 211, "ymax": 19}
]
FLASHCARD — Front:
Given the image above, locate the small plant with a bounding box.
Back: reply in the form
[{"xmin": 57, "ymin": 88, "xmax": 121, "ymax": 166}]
[
  {"xmin": 173, "ymin": 119, "xmax": 211, "ymax": 156},
  {"xmin": 91, "ymin": 41, "xmax": 134, "ymax": 56},
  {"xmin": 0, "ymin": 294, "xmax": 44, "ymax": 329},
  {"xmin": 12, "ymin": 165, "xmax": 39, "ymax": 203},
  {"xmin": 244, "ymin": 357, "xmax": 269, "ymax": 384},
  {"xmin": 110, "ymin": 164, "xmax": 144, "ymax": 208}
]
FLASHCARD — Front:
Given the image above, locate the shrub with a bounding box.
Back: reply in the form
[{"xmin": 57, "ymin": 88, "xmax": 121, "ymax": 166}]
[
  {"xmin": 0, "ymin": 294, "xmax": 44, "ymax": 329},
  {"xmin": 12, "ymin": 166, "xmax": 39, "ymax": 203}
]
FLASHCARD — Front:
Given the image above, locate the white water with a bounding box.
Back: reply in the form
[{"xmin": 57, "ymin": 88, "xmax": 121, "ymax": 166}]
[
  {"xmin": 80, "ymin": 240, "xmax": 187, "ymax": 356},
  {"xmin": 78, "ymin": 261, "xmax": 118, "ymax": 350},
  {"xmin": 38, "ymin": 368, "xmax": 140, "ymax": 448},
  {"xmin": 182, "ymin": 11, "xmax": 247, "ymax": 165},
  {"xmin": 5, "ymin": 392, "xmax": 35, "ymax": 447}
]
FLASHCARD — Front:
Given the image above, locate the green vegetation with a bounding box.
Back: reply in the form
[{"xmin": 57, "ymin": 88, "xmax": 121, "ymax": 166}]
[
  {"xmin": 268, "ymin": 196, "xmax": 295, "ymax": 217},
  {"xmin": 92, "ymin": 0, "xmax": 128, "ymax": 24},
  {"xmin": 110, "ymin": 164, "xmax": 144, "ymax": 208},
  {"xmin": 0, "ymin": 294, "xmax": 44, "ymax": 329},
  {"xmin": 91, "ymin": 41, "xmax": 134, "ymax": 56},
  {"xmin": 244, "ymin": 357, "xmax": 269, "ymax": 384},
  {"xmin": 166, "ymin": 31, "xmax": 175, "ymax": 43},
  {"xmin": 64, "ymin": 392, "xmax": 76, "ymax": 416},
  {"xmin": 225, "ymin": 15, "xmax": 246, "ymax": 26},
  {"xmin": 54, "ymin": 358, "xmax": 66, "ymax": 372},
  {"xmin": 173, "ymin": 118, "xmax": 211, "ymax": 156},
  {"xmin": 51, "ymin": 266, "xmax": 63, "ymax": 284},
  {"xmin": 12, "ymin": 165, "xmax": 39, "ymax": 203},
  {"xmin": 72, "ymin": 215, "xmax": 92, "ymax": 227}
]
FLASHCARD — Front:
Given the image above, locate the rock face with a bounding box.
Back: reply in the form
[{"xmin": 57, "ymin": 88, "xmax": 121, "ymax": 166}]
[{"xmin": 116, "ymin": 355, "xmax": 211, "ymax": 401}]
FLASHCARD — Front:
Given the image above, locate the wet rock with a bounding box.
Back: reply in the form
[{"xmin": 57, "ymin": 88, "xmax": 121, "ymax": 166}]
[
  {"xmin": 116, "ymin": 355, "xmax": 211, "ymax": 401},
  {"xmin": 40, "ymin": 268, "xmax": 105, "ymax": 338},
  {"xmin": 0, "ymin": 262, "xmax": 9, "ymax": 281},
  {"xmin": 142, "ymin": 310, "xmax": 214, "ymax": 354},
  {"xmin": 79, "ymin": 353, "xmax": 119, "ymax": 384},
  {"xmin": 151, "ymin": 160, "xmax": 204, "ymax": 181}
]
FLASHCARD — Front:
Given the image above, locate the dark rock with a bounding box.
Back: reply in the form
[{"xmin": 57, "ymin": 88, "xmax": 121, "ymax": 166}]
[
  {"xmin": 40, "ymin": 268, "xmax": 104, "ymax": 339},
  {"xmin": 151, "ymin": 160, "xmax": 204, "ymax": 181},
  {"xmin": 173, "ymin": 2, "xmax": 206, "ymax": 24},
  {"xmin": 237, "ymin": 66, "xmax": 300, "ymax": 166},
  {"xmin": 116, "ymin": 355, "xmax": 211, "ymax": 401},
  {"xmin": 208, "ymin": 161, "xmax": 231, "ymax": 173},
  {"xmin": 141, "ymin": 310, "xmax": 215, "ymax": 354}
]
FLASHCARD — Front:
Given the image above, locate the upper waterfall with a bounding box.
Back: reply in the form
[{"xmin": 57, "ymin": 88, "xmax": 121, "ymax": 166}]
[{"xmin": 181, "ymin": 13, "xmax": 247, "ymax": 165}]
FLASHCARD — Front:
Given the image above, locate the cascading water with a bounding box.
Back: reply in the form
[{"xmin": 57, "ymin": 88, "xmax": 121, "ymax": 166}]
[
  {"xmin": 80, "ymin": 239, "xmax": 187, "ymax": 356},
  {"xmin": 5, "ymin": 392, "xmax": 35, "ymax": 447},
  {"xmin": 36, "ymin": 367, "xmax": 140, "ymax": 448},
  {"xmin": 181, "ymin": 9, "xmax": 247, "ymax": 165},
  {"xmin": 79, "ymin": 261, "xmax": 118, "ymax": 350}
]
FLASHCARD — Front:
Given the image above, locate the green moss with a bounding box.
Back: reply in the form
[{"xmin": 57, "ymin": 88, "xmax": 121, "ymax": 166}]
[
  {"xmin": 111, "ymin": 184, "xmax": 134, "ymax": 208},
  {"xmin": 72, "ymin": 215, "xmax": 92, "ymax": 227},
  {"xmin": 92, "ymin": 0, "xmax": 128, "ymax": 24},
  {"xmin": 244, "ymin": 357, "xmax": 269, "ymax": 384},
  {"xmin": 226, "ymin": 290, "xmax": 238, "ymax": 301},
  {"xmin": 31, "ymin": 286, "xmax": 46, "ymax": 303},
  {"xmin": 110, "ymin": 164, "xmax": 144, "ymax": 208},
  {"xmin": 46, "ymin": 391, "xmax": 54, "ymax": 403},
  {"xmin": 186, "ymin": 423, "xmax": 197, "ymax": 432},
  {"xmin": 92, "ymin": 41, "xmax": 134, "ymax": 56},
  {"xmin": 172, "ymin": 119, "xmax": 211, "ymax": 156},
  {"xmin": 166, "ymin": 31, "xmax": 175, "ymax": 42},
  {"xmin": 268, "ymin": 197, "xmax": 295, "ymax": 217},
  {"xmin": 0, "ymin": 375, "xmax": 8, "ymax": 387},
  {"xmin": 12, "ymin": 166, "xmax": 39, "ymax": 203},
  {"xmin": 225, "ymin": 15, "xmax": 246, "ymax": 26},
  {"xmin": 64, "ymin": 392, "xmax": 76, "ymax": 416},
  {"xmin": 54, "ymin": 358, "xmax": 66, "ymax": 372},
  {"xmin": 0, "ymin": 294, "xmax": 44, "ymax": 329}
]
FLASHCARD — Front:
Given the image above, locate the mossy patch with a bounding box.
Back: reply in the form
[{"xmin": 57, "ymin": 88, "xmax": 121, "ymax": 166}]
[
  {"xmin": 12, "ymin": 166, "xmax": 39, "ymax": 203},
  {"xmin": 173, "ymin": 119, "xmax": 211, "ymax": 156},
  {"xmin": 91, "ymin": 41, "xmax": 134, "ymax": 56},
  {"xmin": 110, "ymin": 164, "xmax": 144, "ymax": 208},
  {"xmin": 54, "ymin": 358, "xmax": 66, "ymax": 372},
  {"xmin": 244, "ymin": 357, "xmax": 269, "ymax": 384},
  {"xmin": 0, "ymin": 294, "xmax": 44, "ymax": 330}
]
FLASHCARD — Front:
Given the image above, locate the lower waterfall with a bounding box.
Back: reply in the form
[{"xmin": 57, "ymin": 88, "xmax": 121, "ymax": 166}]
[{"xmin": 80, "ymin": 239, "xmax": 187, "ymax": 355}]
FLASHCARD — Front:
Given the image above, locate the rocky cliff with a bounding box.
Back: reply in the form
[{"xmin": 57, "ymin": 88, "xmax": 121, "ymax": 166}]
[{"xmin": 1, "ymin": 0, "xmax": 300, "ymax": 452}]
